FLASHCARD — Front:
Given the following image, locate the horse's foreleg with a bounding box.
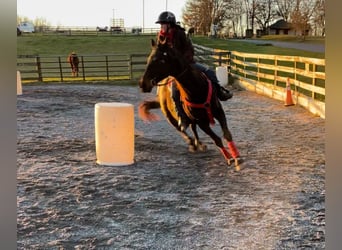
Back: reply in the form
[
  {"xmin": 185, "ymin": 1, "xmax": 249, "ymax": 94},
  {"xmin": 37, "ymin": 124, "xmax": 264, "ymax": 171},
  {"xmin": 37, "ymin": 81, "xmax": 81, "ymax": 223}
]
[
  {"xmin": 198, "ymin": 123, "xmax": 231, "ymax": 165},
  {"xmin": 215, "ymin": 109, "xmax": 241, "ymax": 163}
]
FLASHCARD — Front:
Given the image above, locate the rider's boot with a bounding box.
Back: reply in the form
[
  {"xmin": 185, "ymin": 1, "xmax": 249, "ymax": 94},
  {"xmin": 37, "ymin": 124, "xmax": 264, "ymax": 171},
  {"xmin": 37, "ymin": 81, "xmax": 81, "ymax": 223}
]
[
  {"xmin": 202, "ymin": 67, "xmax": 233, "ymax": 101},
  {"xmin": 214, "ymin": 81, "xmax": 233, "ymax": 101}
]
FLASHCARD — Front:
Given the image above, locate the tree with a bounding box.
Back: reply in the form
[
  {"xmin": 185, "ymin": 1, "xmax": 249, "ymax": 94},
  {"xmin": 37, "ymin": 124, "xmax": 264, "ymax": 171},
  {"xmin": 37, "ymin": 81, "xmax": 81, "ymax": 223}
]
[
  {"xmin": 244, "ymin": 0, "xmax": 258, "ymax": 33},
  {"xmin": 33, "ymin": 17, "xmax": 51, "ymax": 32},
  {"xmin": 182, "ymin": 0, "xmax": 234, "ymax": 35},
  {"xmin": 312, "ymin": 0, "xmax": 325, "ymax": 36},
  {"xmin": 224, "ymin": 0, "xmax": 246, "ymax": 37},
  {"xmin": 290, "ymin": 0, "xmax": 316, "ymax": 39},
  {"xmin": 274, "ymin": 0, "xmax": 295, "ymax": 22},
  {"xmin": 254, "ymin": 0, "xmax": 278, "ymax": 34},
  {"xmin": 182, "ymin": 0, "xmax": 210, "ymax": 35}
]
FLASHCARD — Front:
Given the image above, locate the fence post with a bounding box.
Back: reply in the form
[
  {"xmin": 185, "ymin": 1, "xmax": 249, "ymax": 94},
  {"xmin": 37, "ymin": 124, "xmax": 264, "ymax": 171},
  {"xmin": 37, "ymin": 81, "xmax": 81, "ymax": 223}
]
[
  {"xmin": 129, "ymin": 55, "xmax": 133, "ymax": 80},
  {"xmin": 58, "ymin": 56, "xmax": 64, "ymax": 82},
  {"xmin": 105, "ymin": 55, "xmax": 109, "ymax": 80},
  {"xmin": 36, "ymin": 56, "xmax": 43, "ymax": 82},
  {"xmin": 312, "ymin": 63, "xmax": 316, "ymax": 99},
  {"xmin": 227, "ymin": 51, "xmax": 231, "ymax": 73},
  {"xmin": 257, "ymin": 56, "xmax": 260, "ymax": 83},
  {"xmin": 218, "ymin": 52, "xmax": 222, "ymax": 66},
  {"xmin": 81, "ymin": 56, "xmax": 85, "ymax": 81}
]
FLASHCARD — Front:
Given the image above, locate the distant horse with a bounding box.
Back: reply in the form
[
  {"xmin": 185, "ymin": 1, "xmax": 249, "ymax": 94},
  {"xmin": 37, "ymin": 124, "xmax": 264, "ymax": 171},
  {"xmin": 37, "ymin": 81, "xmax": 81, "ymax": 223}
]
[
  {"xmin": 187, "ymin": 27, "xmax": 195, "ymax": 38},
  {"xmin": 67, "ymin": 52, "xmax": 79, "ymax": 77},
  {"xmin": 138, "ymin": 39, "xmax": 242, "ymax": 167}
]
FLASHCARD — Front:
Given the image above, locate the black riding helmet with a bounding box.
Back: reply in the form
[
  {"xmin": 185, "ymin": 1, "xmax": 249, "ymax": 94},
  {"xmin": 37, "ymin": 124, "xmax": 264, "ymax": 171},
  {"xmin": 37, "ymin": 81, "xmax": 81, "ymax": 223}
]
[{"xmin": 156, "ymin": 11, "xmax": 176, "ymax": 24}]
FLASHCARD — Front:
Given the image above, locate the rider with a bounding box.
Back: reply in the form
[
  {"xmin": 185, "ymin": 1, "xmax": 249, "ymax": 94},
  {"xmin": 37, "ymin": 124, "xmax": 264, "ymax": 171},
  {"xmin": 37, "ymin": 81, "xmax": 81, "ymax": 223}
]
[{"xmin": 155, "ymin": 11, "xmax": 233, "ymax": 131}]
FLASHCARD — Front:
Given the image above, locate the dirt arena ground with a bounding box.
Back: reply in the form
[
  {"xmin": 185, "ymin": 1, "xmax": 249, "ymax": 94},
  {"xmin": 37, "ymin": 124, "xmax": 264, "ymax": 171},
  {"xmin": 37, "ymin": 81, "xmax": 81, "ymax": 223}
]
[{"xmin": 17, "ymin": 83, "xmax": 325, "ymax": 249}]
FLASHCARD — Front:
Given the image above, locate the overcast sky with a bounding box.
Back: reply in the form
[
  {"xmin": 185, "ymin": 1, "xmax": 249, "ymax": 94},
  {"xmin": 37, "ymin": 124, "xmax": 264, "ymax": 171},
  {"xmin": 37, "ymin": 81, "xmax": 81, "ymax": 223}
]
[{"xmin": 17, "ymin": 0, "xmax": 187, "ymax": 28}]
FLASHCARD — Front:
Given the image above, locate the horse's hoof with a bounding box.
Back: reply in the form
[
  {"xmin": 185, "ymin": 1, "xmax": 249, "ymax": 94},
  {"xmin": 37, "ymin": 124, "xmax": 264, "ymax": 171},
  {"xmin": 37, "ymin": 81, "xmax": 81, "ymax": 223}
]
[
  {"xmin": 236, "ymin": 158, "xmax": 244, "ymax": 165},
  {"xmin": 188, "ymin": 145, "xmax": 197, "ymax": 152},
  {"xmin": 198, "ymin": 144, "xmax": 207, "ymax": 151},
  {"xmin": 234, "ymin": 158, "xmax": 244, "ymax": 171}
]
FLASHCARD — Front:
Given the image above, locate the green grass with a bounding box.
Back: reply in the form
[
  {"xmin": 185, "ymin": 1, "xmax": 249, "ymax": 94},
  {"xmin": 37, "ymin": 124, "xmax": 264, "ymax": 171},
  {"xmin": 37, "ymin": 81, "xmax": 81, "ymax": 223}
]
[
  {"xmin": 191, "ymin": 36, "xmax": 324, "ymax": 59},
  {"xmin": 17, "ymin": 34, "xmax": 324, "ymax": 59},
  {"xmin": 259, "ymin": 35, "xmax": 325, "ymax": 44},
  {"xmin": 17, "ymin": 34, "xmax": 156, "ymax": 56}
]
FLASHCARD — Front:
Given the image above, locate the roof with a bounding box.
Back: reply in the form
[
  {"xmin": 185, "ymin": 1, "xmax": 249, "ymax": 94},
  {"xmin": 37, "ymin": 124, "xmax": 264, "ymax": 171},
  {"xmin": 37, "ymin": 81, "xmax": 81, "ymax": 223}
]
[{"xmin": 269, "ymin": 19, "xmax": 292, "ymax": 30}]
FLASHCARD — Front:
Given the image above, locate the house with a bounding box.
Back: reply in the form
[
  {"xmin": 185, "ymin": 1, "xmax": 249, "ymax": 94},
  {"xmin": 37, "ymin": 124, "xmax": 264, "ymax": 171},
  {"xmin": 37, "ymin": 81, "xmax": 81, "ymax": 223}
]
[
  {"xmin": 268, "ymin": 19, "xmax": 311, "ymax": 36},
  {"xmin": 268, "ymin": 19, "xmax": 294, "ymax": 35}
]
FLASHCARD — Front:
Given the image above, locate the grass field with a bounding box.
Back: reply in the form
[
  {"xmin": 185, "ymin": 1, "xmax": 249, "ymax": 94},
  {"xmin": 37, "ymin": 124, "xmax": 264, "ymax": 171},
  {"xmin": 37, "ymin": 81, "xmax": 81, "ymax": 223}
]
[
  {"xmin": 192, "ymin": 36, "xmax": 324, "ymax": 59},
  {"xmin": 17, "ymin": 34, "xmax": 324, "ymax": 59},
  {"xmin": 17, "ymin": 35, "xmax": 156, "ymax": 56}
]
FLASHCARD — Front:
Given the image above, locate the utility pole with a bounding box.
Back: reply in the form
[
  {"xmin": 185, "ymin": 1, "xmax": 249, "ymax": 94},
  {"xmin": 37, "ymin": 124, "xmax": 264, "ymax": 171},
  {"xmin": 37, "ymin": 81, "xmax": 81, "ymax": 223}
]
[
  {"xmin": 142, "ymin": 0, "xmax": 145, "ymax": 32},
  {"xmin": 112, "ymin": 9, "xmax": 115, "ymax": 26}
]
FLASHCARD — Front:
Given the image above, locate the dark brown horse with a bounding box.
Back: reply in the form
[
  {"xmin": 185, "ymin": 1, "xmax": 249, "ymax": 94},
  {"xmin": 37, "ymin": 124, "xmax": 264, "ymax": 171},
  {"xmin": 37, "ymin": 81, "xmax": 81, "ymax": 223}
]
[
  {"xmin": 67, "ymin": 52, "xmax": 79, "ymax": 77},
  {"xmin": 139, "ymin": 76, "xmax": 207, "ymax": 153},
  {"xmin": 138, "ymin": 39, "xmax": 242, "ymax": 167}
]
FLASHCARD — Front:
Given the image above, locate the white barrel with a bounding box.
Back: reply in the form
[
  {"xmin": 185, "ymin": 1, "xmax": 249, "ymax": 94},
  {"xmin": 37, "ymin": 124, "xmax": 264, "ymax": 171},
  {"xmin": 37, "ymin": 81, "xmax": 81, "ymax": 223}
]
[
  {"xmin": 216, "ymin": 66, "xmax": 228, "ymax": 86},
  {"xmin": 17, "ymin": 71, "xmax": 22, "ymax": 95},
  {"xmin": 95, "ymin": 102, "xmax": 134, "ymax": 166}
]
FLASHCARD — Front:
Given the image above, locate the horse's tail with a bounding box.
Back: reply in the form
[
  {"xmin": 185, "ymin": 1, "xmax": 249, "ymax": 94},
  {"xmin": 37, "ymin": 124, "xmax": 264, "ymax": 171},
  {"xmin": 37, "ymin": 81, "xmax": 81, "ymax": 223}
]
[{"xmin": 138, "ymin": 100, "xmax": 161, "ymax": 122}]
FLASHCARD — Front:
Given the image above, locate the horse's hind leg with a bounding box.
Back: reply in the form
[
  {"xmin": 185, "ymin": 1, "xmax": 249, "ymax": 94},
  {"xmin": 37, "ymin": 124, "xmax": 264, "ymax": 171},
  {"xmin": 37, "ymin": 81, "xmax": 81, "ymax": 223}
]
[
  {"xmin": 167, "ymin": 115, "xmax": 198, "ymax": 152},
  {"xmin": 189, "ymin": 123, "xmax": 207, "ymax": 152}
]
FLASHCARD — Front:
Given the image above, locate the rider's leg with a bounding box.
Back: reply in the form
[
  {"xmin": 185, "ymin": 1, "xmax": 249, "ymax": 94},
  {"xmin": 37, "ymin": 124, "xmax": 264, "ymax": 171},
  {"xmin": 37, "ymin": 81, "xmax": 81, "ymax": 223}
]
[
  {"xmin": 192, "ymin": 63, "xmax": 233, "ymax": 101},
  {"xmin": 171, "ymin": 83, "xmax": 189, "ymax": 131}
]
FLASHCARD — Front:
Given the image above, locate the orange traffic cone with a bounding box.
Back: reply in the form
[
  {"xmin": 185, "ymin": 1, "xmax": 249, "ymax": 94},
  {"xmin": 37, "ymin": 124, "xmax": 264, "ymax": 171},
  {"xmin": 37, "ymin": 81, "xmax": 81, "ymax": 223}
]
[{"xmin": 284, "ymin": 78, "xmax": 294, "ymax": 106}]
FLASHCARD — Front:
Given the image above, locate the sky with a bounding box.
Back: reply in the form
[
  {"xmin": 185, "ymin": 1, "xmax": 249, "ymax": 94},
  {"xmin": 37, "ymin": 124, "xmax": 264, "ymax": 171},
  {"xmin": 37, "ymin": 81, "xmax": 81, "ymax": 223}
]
[{"xmin": 17, "ymin": 0, "xmax": 187, "ymax": 29}]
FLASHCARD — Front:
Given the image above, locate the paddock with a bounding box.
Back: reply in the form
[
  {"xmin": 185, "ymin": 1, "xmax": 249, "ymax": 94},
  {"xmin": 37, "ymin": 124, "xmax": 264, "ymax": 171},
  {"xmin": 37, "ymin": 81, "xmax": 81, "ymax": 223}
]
[{"xmin": 17, "ymin": 83, "xmax": 325, "ymax": 249}]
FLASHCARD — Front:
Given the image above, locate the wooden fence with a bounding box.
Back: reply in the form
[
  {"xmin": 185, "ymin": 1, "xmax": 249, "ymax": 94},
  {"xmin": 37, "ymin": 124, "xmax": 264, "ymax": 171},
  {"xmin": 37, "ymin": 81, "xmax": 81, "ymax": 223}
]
[
  {"xmin": 193, "ymin": 44, "xmax": 325, "ymax": 118},
  {"xmin": 17, "ymin": 53, "xmax": 148, "ymax": 82},
  {"xmin": 17, "ymin": 44, "xmax": 325, "ymax": 118},
  {"xmin": 16, "ymin": 49, "xmax": 229, "ymax": 83},
  {"xmin": 21, "ymin": 26, "xmax": 160, "ymax": 36}
]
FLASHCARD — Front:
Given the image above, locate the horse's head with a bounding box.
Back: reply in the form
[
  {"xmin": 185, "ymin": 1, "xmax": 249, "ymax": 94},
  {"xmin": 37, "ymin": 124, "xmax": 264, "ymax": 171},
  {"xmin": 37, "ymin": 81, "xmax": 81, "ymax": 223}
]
[{"xmin": 139, "ymin": 39, "xmax": 183, "ymax": 93}]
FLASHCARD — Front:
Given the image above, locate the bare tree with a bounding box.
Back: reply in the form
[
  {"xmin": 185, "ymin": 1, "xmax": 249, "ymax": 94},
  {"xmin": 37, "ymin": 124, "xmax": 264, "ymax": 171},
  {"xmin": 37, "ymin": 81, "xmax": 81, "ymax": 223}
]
[
  {"xmin": 311, "ymin": 0, "xmax": 325, "ymax": 36},
  {"xmin": 224, "ymin": 0, "xmax": 246, "ymax": 37},
  {"xmin": 17, "ymin": 16, "xmax": 31, "ymax": 25},
  {"xmin": 274, "ymin": 0, "xmax": 295, "ymax": 21},
  {"xmin": 183, "ymin": 0, "xmax": 211, "ymax": 35},
  {"xmin": 182, "ymin": 0, "xmax": 235, "ymax": 35},
  {"xmin": 290, "ymin": 0, "xmax": 316, "ymax": 39},
  {"xmin": 33, "ymin": 17, "xmax": 51, "ymax": 32},
  {"xmin": 244, "ymin": 0, "xmax": 259, "ymax": 36},
  {"xmin": 254, "ymin": 0, "xmax": 278, "ymax": 34}
]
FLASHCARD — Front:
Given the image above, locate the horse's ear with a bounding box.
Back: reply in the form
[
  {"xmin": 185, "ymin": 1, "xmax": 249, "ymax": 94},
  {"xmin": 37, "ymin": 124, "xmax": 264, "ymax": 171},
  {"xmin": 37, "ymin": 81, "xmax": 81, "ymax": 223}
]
[{"xmin": 151, "ymin": 39, "xmax": 156, "ymax": 47}]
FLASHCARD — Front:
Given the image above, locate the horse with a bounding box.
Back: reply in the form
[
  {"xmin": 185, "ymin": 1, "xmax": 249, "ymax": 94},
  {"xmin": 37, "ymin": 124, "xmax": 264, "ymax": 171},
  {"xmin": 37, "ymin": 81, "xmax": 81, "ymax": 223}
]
[
  {"xmin": 67, "ymin": 52, "xmax": 79, "ymax": 77},
  {"xmin": 187, "ymin": 27, "xmax": 195, "ymax": 38},
  {"xmin": 139, "ymin": 76, "xmax": 207, "ymax": 153},
  {"xmin": 138, "ymin": 39, "xmax": 242, "ymax": 167}
]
